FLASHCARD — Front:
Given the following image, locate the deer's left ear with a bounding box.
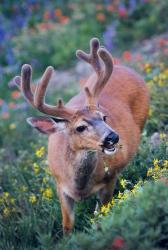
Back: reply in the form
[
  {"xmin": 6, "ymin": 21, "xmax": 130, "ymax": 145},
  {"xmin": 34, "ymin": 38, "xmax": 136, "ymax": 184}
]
[{"xmin": 27, "ymin": 116, "xmax": 67, "ymax": 134}]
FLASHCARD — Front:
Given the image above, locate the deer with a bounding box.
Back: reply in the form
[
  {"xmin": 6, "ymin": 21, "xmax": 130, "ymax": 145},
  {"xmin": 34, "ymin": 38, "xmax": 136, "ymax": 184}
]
[{"xmin": 14, "ymin": 38, "xmax": 149, "ymax": 234}]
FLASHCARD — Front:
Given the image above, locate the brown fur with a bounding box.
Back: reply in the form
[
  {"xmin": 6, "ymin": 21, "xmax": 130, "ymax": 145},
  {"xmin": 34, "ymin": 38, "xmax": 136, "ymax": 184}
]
[
  {"xmin": 15, "ymin": 39, "xmax": 149, "ymax": 234},
  {"xmin": 48, "ymin": 64, "xmax": 149, "ymax": 233}
]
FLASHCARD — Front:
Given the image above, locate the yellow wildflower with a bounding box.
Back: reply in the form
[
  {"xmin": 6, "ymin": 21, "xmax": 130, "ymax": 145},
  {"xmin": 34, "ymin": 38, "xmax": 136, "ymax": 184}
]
[
  {"xmin": 100, "ymin": 204, "xmax": 110, "ymax": 215},
  {"xmin": 3, "ymin": 207, "xmax": 10, "ymax": 217},
  {"xmin": 35, "ymin": 146, "xmax": 45, "ymax": 158},
  {"xmin": 144, "ymin": 63, "xmax": 152, "ymax": 73},
  {"xmin": 160, "ymin": 133, "xmax": 166, "ymax": 140},
  {"xmin": 118, "ymin": 191, "xmax": 123, "ymax": 199},
  {"xmin": 33, "ymin": 163, "xmax": 40, "ymax": 174},
  {"xmin": 42, "ymin": 187, "xmax": 53, "ymax": 199},
  {"xmin": 163, "ymin": 160, "xmax": 168, "ymax": 168},
  {"xmin": 153, "ymin": 159, "xmax": 159, "ymax": 167},
  {"xmin": 9, "ymin": 123, "xmax": 16, "ymax": 130},
  {"xmin": 29, "ymin": 194, "xmax": 37, "ymax": 204},
  {"xmin": 147, "ymin": 167, "xmax": 153, "ymax": 177},
  {"xmin": 3, "ymin": 192, "xmax": 10, "ymax": 201},
  {"xmin": 120, "ymin": 179, "xmax": 127, "ymax": 189},
  {"xmin": 111, "ymin": 198, "xmax": 115, "ymax": 206}
]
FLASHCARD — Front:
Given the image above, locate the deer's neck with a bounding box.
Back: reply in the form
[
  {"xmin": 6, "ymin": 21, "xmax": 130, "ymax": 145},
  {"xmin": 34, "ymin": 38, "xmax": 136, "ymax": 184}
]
[{"xmin": 67, "ymin": 148, "xmax": 98, "ymax": 190}]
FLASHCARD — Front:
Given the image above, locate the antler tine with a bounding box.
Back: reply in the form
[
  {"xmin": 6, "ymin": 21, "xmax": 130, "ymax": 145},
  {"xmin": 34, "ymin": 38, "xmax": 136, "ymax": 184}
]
[
  {"xmin": 34, "ymin": 66, "xmax": 53, "ymax": 110},
  {"xmin": 13, "ymin": 76, "xmax": 21, "ymax": 88},
  {"xmin": 92, "ymin": 48, "xmax": 113, "ymax": 98},
  {"xmin": 34, "ymin": 66, "xmax": 74, "ymax": 119},
  {"xmin": 19, "ymin": 64, "xmax": 74, "ymax": 119},
  {"xmin": 76, "ymin": 38, "xmax": 102, "ymax": 75},
  {"xmin": 21, "ymin": 64, "xmax": 35, "ymax": 106},
  {"xmin": 76, "ymin": 38, "xmax": 113, "ymax": 107}
]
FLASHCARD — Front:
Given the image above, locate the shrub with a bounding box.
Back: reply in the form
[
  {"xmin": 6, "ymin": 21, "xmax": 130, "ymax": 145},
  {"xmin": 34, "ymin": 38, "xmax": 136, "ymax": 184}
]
[{"xmin": 58, "ymin": 181, "xmax": 168, "ymax": 250}]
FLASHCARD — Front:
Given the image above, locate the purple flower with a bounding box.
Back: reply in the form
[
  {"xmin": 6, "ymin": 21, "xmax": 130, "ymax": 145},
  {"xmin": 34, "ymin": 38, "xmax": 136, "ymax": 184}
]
[
  {"xmin": 6, "ymin": 48, "xmax": 14, "ymax": 66},
  {"xmin": 128, "ymin": 0, "xmax": 137, "ymax": 14},
  {"xmin": 0, "ymin": 27, "xmax": 5, "ymax": 44},
  {"xmin": 103, "ymin": 22, "xmax": 117, "ymax": 51}
]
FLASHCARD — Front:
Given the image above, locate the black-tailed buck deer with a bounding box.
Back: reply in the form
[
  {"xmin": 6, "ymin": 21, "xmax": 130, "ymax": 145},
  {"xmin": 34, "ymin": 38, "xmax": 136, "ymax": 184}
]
[{"xmin": 14, "ymin": 38, "xmax": 149, "ymax": 233}]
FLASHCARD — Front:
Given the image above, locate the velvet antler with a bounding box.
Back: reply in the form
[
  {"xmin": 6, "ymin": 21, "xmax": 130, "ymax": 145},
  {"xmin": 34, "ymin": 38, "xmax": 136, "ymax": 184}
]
[
  {"xmin": 76, "ymin": 38, "xmax": 113, "ymax": 107},
  {"xmin": 14, "ymin": 64, "xmax": 74, "ymax": 119}
]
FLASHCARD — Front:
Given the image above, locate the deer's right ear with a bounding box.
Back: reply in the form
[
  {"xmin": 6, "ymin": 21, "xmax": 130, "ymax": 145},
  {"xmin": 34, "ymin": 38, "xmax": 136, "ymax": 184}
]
[{"xmin": 26, "ymin": 116, "xmax": 67, "ymax": 134}]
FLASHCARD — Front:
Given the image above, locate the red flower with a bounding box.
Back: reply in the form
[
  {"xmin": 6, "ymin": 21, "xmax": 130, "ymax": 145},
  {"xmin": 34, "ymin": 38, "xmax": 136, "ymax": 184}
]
[
  {"xmin": 96, "ymin": 13, "xmax": 105, "ymax": 22},
  {"xmin": 112, "ymin": 236, "xmax": 125, "ymax": 250},
  {"xmin": 60, "ymin": 16, "xmax": 69, "ymax": 25},
  {"xmin": 107, "ymin": 5, "xmax": 114, "ymax": 12},
  {"xmin": 122, "ymin": 51, "xmax": 132, "ymax": 61},
  {"xmin": 118, "ymin": 8, "xmax": 127, "ymax": 18},
  {"xmin": 11, "ymin": 91, "xmax": 20, "ymax": 99}
]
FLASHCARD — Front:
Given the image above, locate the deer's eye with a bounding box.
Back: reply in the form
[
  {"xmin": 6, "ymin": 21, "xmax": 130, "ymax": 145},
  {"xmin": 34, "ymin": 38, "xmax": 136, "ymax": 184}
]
[{"xmin": 76, "ymin": 125, "xmax": 87, "ymax": 133}]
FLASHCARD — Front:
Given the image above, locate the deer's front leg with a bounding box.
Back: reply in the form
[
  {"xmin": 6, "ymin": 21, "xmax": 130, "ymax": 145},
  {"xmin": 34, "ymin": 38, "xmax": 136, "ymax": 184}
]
[
  {"xmin": 99, "ymin": 176, "xmax": 117, "ymax": 205},
  {"xmin": 57, "ymin": 187, "xmax": 75, "ymax": 234}
]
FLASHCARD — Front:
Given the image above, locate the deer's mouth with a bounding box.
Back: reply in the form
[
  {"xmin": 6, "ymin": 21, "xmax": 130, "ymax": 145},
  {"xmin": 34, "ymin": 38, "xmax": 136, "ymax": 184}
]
[{"xmin": 101, "ymin": 144, "xmax": 117, "ymax": 155}]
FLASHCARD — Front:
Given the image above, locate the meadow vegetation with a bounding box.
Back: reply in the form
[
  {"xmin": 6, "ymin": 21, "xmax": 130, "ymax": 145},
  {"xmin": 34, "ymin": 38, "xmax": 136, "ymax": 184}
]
[{"xmin": 0, "ymin": 1, "xmax": 168, "ymax": 249}]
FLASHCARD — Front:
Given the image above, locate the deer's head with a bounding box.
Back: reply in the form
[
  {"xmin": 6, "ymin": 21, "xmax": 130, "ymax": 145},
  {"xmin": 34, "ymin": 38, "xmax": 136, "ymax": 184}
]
[{"xmin": 14, "ymin": 38, "xmax": 119, "ymax": 155}]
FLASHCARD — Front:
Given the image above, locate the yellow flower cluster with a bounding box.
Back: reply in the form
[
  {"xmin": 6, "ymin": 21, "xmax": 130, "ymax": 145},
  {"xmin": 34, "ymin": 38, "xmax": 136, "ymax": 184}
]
[
  {"xmin": 144, "ymin": 63, "xmax": 152, "ymax": 73},
  {"xmin": 29, "ymin": 194, "xmax": 37, "ymax": 204},
  {"xmin": 98, "ymin": 180, "xmax": 143, "ymax": 218},
  {"xmin": 33, "ymin": 163, "xmax": 40, "ymax": 174},
  {"xmin": 42, "ymin": 187, "xmax": 53, "ymax": 200},
  {"xmin": 3, "ymin": 207, "xmax": 10, "ymax": 217},
  {"xmin": 152, "ymin": 71, "xmax": 168, "ymax": 87},
  {"xmin": 147, "ymin": 158, "xmax": 168, "ymax": 180},
  {"xmin": 159, "ymin": 133, "xmax": 167, "ymax": 140},
  {"xmin": 35, "ymin": 146, "xmax": 45, "ymax": 158},
  {"xmin": 0, "ymin": 192, "xmax": 16, "ymax": 218}
]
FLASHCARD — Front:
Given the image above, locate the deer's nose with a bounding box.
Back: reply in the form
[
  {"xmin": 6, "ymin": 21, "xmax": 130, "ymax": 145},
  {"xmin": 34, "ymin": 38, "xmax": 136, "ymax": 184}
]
[{"xmin": 103, "ymin": 132, "xmax": 119, "ymax": 147}]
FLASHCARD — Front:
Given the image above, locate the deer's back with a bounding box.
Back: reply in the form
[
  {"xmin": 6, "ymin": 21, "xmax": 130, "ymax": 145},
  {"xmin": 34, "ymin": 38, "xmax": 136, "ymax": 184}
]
[{"xmin": 68, "ymin": 65, "xmax": 149, "ymax": 130}]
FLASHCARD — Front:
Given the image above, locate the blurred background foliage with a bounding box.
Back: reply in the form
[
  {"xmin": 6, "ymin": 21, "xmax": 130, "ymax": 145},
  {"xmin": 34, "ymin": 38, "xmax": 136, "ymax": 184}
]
[{"xmin": 0, "ymin": 0, "xmax": 168, "ymax": 249}]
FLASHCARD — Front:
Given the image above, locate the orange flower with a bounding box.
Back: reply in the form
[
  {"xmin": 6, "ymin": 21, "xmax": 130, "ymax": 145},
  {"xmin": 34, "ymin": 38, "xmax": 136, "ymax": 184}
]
[
  {"xmin": 11, "ymin": 91, "xmax": 20, "ymax": 99},
  {"xmin": 96, "ymin": 13, "xmax": 105, "ymax": 22},
  {"xmin": 122, "ymin": 51, "xmax": 132, "ymax": 61},
  {"xmin": 43, "ymin": 11, "xmax": 50, "ymax": 20},
  {"xmin": 54, "ymin": 8, "xmax": 62, "ymax": 18}
]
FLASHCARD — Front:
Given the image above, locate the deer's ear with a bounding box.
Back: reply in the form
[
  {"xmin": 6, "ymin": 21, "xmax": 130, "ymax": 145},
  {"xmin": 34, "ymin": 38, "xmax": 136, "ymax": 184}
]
[{"xmin": 26, "ymin": 116, "xmax": 67, "ymax": 134}]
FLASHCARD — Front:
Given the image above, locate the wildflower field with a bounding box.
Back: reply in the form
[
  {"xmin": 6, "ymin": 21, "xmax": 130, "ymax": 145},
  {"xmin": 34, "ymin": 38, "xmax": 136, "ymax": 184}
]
[{"xmin": 0, "ymin": 1, "xmax": 168, "ymax": 249}]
